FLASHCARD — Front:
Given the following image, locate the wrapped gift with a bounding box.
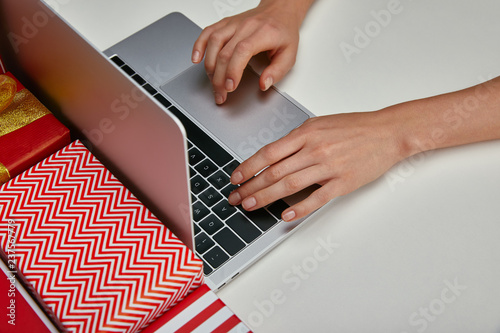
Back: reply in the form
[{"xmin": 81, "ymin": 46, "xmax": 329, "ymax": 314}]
[
  {"xmin": 0, "ymin": 140, "xmax": 204, "ymax": 333},
  {"xmin": 1, "ymin": 260, "xmax": 56, "ymax": 333},
  {"xmin": 0, "ymin": 71, "xmax": 70, "ymax": 185},
  {"xmin": 142, "ymin": 284, "xmax": 251, "ymax": 333}
]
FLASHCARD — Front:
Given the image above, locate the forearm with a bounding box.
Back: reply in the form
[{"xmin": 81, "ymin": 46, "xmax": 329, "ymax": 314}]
[
  {"xmin": 259, "ymin": 0, "xmax": 315, "ymax": 25},
  {"xmin": 386, "ymin": 76, "xmax": 500, "ymax": 159}
]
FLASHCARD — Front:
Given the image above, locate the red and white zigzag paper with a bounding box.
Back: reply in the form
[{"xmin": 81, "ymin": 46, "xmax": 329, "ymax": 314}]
[{"xmin": 0, "ymin": 140, "xmax": 204, "ymax": 333}]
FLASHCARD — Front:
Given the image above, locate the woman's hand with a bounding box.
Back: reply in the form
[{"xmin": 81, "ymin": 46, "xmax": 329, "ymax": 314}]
[
  {"xmin": 227, "ymin": 110, "xmax": 409, "ymax": 222},
  {"xmin": 192, "ymin": 0, "xmax": 314, "ymax": 104},
  {"xmin": 227, "ymin": 75, "xmax": 500, "ymax": 222}
]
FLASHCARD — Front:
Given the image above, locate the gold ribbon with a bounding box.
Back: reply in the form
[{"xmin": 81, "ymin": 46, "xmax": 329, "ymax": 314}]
[
  {"xmin": 0, "ymin": 87, "xmax": 51, "ymax": 138},
  {"xmin": 0, "ymin": 75, "xmax": 17, "ymax": 113},
  {"xmin": 0, "ymin": 162, "xmax": 11, "ymax": 185}
]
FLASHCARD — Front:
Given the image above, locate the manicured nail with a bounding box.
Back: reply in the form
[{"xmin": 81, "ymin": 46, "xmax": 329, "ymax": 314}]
[
  {"xmin": 282, "ymin": 210, "xmax": 296, "ymax": 222},
  {"xmin": 263, "ymin": 76, "xmax": 273, "ymax": 91},
  {"xmin": 214, "ymin": 92, "xmax": 224, "ymax": 104},
  {"xmin": 242, "ymin": 197, "xmax": 256, "ymax": 210},
  {"xmin": 228, "ymin": 191, "xmax": 241, "ymax": 205},
  {"xmin": 225, "ymin": 78, "xmax": 234, "ymax": 91},
  {"xmin": 192, "ymin": 50, "xmax": 200, "ymax": 63},
  {"xmin": 231, "ymin": 171, "xmax": 243, "ymax": 184}
]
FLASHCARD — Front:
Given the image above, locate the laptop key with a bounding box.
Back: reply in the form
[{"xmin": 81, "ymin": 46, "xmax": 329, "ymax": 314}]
[
  {"xmin": 208, "ymin": 170, "xmax": 230, "ymax": 190},
  {"xmin": 227, "ymin": 213, "xmax": 262, "ymax": 243},
  {"xmin": 223, "ymin": 160, "xmax": 240, "ymax": 175},
  {"xmin": 192, "ymin": 201, "xmax": 209, "ymax": 222},
  {"xmin": 213, "ymin": 228, "xmax": 245, "ymax": 256},
  {"xmin": 188, "ymin": 147, "xmax": 204, "ymax": 166},
  {"xmin": 221, "ymin": 184, "xmax": 239, "ymax": 198},
  {"xmin": 267, "ymin": 199, "xmax": 290, "ymax": 220},
  {"xmin": 110, "ymin": 55, "xmax": 125, "ymax": 67},
  {"xmin": 213, "ymin": 200, "xmax": 236, "ymax": 220},
  {"xmin": 199, "ymin": 214, "xmax": 224, "ymax": 235},
  {"xmin": 153, "ymin": 93, "xmax": 172, "ymax": 108},
  {"xmin": 132, "ymin": 73, "xmax": 146, "ymax": 85},
  {"xmin": 195, "ymin": 232, "xmax": 214, "ymax": 254},
  {"xmin": 202, "ymin": 261, "xmax": 213, "ymax": 275},
  {"xmin": 142, "ymin": 83, "xmax": 157, "ymax": 95},
  {"xmin": 121, "ymin": 64, "xmax": 135, "ymax": 76},
  {"xmin": 199, "ymin": 187, "xmax": 222, "ymax": 207},
  {"xmin": 245, "ymin": 208, "xmax": 278, "ymax": 232},
  {"xmin": 190, "ymin": 175, "xmax": 208, "ymax": 195},
  {"xmin": 195, "ymin": 158, "xmax": 218, "ymax": 177},
  {"xmin": 203, "ymin": 246, "xmax": 229, "ymax": 270},
  {"xmin": 194, "ymin": 223, "xmax": 201, "ymax": 235}
]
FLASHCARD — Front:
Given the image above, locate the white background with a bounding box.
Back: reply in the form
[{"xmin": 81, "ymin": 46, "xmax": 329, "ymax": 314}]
[{"xmin": 48, "ymin": 0, "xmax": 500, "ymax": 332}]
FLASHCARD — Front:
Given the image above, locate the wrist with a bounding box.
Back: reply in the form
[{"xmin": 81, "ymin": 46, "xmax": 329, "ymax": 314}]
[
  {"xmin": 259, "ymin": 0, "xmax": 314, "ymax": 24},
  {"xmin": 378, "ymin": 101, "xmax": 426, "ymax": 161},
  {"xmin": 385, "ymin": 78, "xmax": 500, "ymax": 159}
]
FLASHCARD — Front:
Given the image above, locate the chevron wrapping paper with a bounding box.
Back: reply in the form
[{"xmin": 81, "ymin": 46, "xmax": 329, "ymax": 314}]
[
  {"xmin": 142, "ymin": 284, "xmax": 251, "ymax": 333},
  {"xmin": 0, "ymin": 140, "xmax": 204, "ymax": 333}
]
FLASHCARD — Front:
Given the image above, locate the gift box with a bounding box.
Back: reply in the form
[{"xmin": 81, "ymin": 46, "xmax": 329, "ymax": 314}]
[
  {"xmin": 0, "ymin": 259, "xmax": 56, "ymax": 332},
  {"xmin": 0, "ymin": 140, "xmax": 204, "ymax": 332},
  {"xmin": 0, "ymin": 71, "xmax": 71, "ymax": 185},
  {"xmin": 142, "ymin": 284, "xmax": 251, "ymax": 333}
]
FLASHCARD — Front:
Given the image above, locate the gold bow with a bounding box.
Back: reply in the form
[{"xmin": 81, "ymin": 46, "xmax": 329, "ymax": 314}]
[{"xmin": 0, "ymin": 74, "xmax": 51, "ymax": 138}]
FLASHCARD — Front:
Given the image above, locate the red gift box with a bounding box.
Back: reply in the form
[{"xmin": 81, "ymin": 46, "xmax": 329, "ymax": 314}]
[
  {"xmin": 0, "ymin": 140, "xmax": 204, "ymax": 332},
  {"xmin": 142, "ymin": 284, "xmax": 251, "ymax": 333},
  {"xmin": 0, "ymin": 260, "xmax": 56, "ymax": 332},
  {"xmin": 0, "ymin": 71, "xmax": 70, "ymax": 185}
]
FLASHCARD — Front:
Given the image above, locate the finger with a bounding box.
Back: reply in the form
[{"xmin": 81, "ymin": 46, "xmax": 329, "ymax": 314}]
[
  {"xmin": 228, "ymin": 149, "xmax": 315, "ymax": 205},
  {"xmin": 211, "ymin": 37, "xmax": 253, "ymax": 97},
  {"xmin": 223, "ymin": 30, "xmax": 290, "ymax": 93},
  {"xmin": 192, "ymin": 22, "xmax": 227, "ymax": 63},
  {"xmin": 281, "ymin": 180, "xmax": 338, "ymax": 222},
  {"xmin": 260, "ymin": 45, "xmax": 298, "ymax": 91},
  {"xmin": 211, "ymin": 26, "xmax": 267, "ymax": 103},
  {"xmin": 230, "ymin": 127, "xmax": 305, "ymax": 185},
  {"xmin": 203, "ymin": 26, "xmax": 237, "ymax": 76},
  {"xmin": 192, "ymin": 28, "xmax": 211, "ymax": 63},
  {"xmin": 240, "ymin": 165, "xmax": 329, "ymax": 211}
]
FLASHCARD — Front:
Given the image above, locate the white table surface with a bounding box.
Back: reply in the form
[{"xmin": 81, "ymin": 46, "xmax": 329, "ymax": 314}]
[{"xmin": 48, "ymin": 0, "xmax": 500, "ymax": 331}]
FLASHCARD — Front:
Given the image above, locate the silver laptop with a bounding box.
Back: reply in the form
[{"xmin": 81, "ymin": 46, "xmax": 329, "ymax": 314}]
[{"xmin": 4, "ymin": 0, "xmax": 316, "ymax": 289}]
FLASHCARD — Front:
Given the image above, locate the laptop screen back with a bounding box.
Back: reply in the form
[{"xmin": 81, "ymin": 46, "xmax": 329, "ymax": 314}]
[{"xmin": 1, "ymin": 0, "xmax": 194, "ymax": 249}]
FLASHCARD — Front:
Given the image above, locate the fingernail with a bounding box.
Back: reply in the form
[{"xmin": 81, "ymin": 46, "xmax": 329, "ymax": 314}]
[
  {"xmin": 231, "ymin": 171, "xmax": 243, "ymax": 184},
  {"xmin": 214, "ymin": 92, "xmax": 224, "ymax": 104},
  {"xmin": 242, "ymin": 197, "xmax": 256, "ymax": 210},
  {"xmin": 282, "ymin": 210, "xmax": 296, "ymax": 222},
  {"xmin": 263, "ymin": 76, "xmax": 273, "ymax": 91},
  {"xmin": 228, "ymin": 191, "xmax": 241, "ymax": 205},
  {"xmin": 192, "ymin": 50, "xmax": 200, "ymax": 63},
  {"xmin": 225, "ymin": 78, "xmax": 234, "ymax": 91}
]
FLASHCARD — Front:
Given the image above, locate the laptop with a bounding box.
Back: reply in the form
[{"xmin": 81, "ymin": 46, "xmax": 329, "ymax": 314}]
[{"xmin": 3, "ymin": 0, "xmax": 316, "ymax": 289}]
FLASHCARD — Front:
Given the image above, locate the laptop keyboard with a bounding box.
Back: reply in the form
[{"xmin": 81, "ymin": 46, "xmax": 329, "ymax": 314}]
[{"xmin": 109, "ymin": 55, "xmax": 289, "ymax": 275}]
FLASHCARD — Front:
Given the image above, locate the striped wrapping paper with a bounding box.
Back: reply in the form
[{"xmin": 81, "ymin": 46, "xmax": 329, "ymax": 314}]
[{"xmin": 142, "ymin": 284, "xmax": 251, "ymax": 333}]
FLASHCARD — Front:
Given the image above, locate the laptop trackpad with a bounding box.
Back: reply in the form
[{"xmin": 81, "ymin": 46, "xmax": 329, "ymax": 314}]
[{"xmin": 160, "ymin": 64, "xmax": 310, "ymax": 161}]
